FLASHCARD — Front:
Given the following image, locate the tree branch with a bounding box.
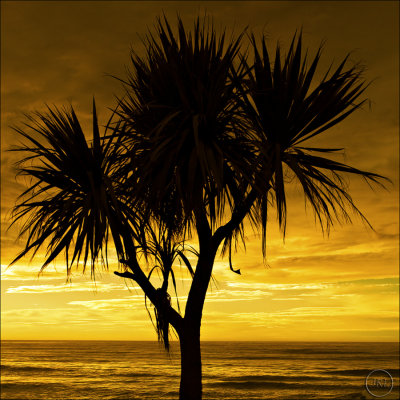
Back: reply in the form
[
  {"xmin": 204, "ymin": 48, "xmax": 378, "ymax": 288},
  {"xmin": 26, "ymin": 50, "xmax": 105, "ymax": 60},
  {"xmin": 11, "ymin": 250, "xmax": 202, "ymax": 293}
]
[
  {"xmin": 117, "ymin": 253, "xmax": 183, "ymax": 333},
  {"xmin": 212, "ymin": 187, "xmax": 258, "ymax": 247},
  {"xmin": 114, "ymin": 270, "xmax": 137, "ymax": 280},
  {"xmin": 184, "ymin": 188, "xmax": 260, "ymax": 324},
  {"xmin": 195, "ymin": 206, "xmax": 212, "ymax": 250}
]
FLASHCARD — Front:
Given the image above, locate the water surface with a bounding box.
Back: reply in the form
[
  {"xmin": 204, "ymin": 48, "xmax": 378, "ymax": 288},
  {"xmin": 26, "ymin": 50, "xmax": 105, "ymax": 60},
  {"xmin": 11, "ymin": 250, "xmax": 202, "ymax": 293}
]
[{"xmin": 1, "ymin": 341, "xmax": 399, "ymax": 399}]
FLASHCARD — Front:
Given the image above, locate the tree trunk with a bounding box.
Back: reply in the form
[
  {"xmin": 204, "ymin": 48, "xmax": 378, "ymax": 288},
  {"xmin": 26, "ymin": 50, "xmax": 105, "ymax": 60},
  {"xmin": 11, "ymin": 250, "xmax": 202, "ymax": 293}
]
[
  {"xmin": 179, "ymin": 322, "xmax": 202, "ymax": 400},
  {"xmin": 178, "ymin": 210, "xmax": 217, "ymax": 400}
]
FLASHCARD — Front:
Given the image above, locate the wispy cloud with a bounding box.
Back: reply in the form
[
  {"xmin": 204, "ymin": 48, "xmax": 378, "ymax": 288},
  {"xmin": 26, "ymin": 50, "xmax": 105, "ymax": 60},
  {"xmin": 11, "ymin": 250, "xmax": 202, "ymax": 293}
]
[
  {"xmin": 225, "ymin": 281, "xmax": 331, "ymax": 291},
  {"xmin": 68, "ymin": 297, "xmax": 140, "ymax": 310},
  {"xmin": 6, "ymin": 282, "xmax": 128, "ymax": 294}
]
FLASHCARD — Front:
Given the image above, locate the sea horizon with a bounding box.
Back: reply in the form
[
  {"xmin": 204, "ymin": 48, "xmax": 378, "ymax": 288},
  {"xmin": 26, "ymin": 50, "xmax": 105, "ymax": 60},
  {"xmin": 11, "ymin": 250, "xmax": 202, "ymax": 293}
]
[{"xmin": 2, "ymin": 339, "xmax": 399, "ymax": 343}]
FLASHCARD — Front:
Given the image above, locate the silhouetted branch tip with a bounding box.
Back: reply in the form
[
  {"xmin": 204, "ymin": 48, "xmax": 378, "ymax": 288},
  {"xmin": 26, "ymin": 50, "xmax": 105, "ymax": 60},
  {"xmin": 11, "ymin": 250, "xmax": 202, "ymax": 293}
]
[{"xmin": 114, "ymin": 271, "xmax": 137, "ymax": 280}]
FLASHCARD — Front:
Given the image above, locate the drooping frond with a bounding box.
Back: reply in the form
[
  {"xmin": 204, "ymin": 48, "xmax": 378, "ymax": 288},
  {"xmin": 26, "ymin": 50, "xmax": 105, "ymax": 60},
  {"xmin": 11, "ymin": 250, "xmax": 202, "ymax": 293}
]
[
  {"xmin": 140, "ymin": 219, "xmax": 198, "ymax": 350},
  {"xmin": 283, "ymin": 147, "xmax": 387, "ymax": 233}
]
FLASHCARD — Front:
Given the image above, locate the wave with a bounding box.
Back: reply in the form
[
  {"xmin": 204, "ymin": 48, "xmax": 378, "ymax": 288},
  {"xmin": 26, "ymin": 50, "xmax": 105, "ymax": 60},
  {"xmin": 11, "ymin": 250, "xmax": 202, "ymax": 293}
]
[
  {"xmin": 119, "ymin": 372, "xmax": 161, "ymax": 378},
  {"xmin": 0, "ymin": 382, "xmax": 69, "ymax": 389},
  {"xmin": 206, "ymin": 374, "xmax": 327, "ymax": 382},
  {"xmin": 1, "ymin": 364, "xmax": 163, "ymax": 377},
  {"xmin": 1, "ymin": 364, "xmax": 59, "ymax": 373},
  {"xmin": 275, "ymin": 348, "xmax": 369, "ymax": 354},
  {"xmin": 323, "ymin": 368, "xmax": 400, "ymax": 377},
  {"xmin": 205, "ymin": 380, "xmax": 362, "ymax": 390},
  {"xmin": 213, "ymin": 354, "xmax": 398, "ymax": 361}
]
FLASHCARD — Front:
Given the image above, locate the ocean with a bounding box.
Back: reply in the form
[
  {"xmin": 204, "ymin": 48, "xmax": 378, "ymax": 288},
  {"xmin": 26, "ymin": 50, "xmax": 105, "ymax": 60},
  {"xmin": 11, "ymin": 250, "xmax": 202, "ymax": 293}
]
[{"xmin": 1, "ymin": 341, "xmax": 399, "ymax": 400}]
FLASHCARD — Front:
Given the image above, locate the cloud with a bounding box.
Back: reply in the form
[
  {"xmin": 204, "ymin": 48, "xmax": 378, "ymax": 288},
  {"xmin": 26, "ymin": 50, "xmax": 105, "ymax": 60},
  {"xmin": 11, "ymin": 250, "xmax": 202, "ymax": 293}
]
[
  {"xmin": 5, "ymin": 281, "xmax": 127, "ymax": 294},
  {"xmin": 1, "ymin": 306, "xmax": 150, "ymax": 328},
  {"xmin": 68, "ymin": 297, "xmax": 142, "ymax": 310},
  {"xmin": 1, "ymin": 264, "xmax": 67, "ymax": 281},
  {"xmin": 225, "ymin": 281, "xmax": 331, "ymax": 291},
  {"xmin": 205, "ymin": 289, "xmax": 272, "ymax": 302}
]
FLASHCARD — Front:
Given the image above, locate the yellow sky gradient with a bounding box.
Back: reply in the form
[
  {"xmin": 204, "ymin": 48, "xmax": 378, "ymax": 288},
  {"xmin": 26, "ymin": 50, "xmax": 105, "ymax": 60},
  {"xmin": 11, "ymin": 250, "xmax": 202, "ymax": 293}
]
[{"xmin": 1, "ymin": 1, "xmax": 399, "ymax": 341}]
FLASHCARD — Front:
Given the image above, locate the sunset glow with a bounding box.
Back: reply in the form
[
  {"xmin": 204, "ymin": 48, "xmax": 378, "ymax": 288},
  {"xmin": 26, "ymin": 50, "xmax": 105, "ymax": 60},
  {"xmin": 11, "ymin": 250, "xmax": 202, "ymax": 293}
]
[{"xmin": 1, "ymin": 1, "xmax": 398, "ymax": 344}]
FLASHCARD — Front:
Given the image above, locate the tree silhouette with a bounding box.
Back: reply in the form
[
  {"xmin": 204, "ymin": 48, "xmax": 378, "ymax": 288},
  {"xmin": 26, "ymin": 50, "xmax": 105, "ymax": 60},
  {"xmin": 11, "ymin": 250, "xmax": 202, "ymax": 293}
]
[{"xmin": 9, "ymin": 16, "xmax": 387, "ymax": 400}]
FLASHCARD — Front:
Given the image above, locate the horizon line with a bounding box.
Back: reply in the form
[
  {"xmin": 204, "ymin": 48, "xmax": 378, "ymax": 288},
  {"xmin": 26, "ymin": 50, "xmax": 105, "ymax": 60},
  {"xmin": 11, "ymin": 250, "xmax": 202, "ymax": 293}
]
[{"xmin": 1, "ymin": 339, "xmax": 399, "ymax": 343}]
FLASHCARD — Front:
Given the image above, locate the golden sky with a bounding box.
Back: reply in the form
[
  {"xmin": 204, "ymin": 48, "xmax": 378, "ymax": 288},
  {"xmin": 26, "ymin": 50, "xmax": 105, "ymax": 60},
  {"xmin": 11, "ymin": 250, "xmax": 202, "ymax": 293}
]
[{"xmin": 1, "ymin": 1, "xmax": 399, "ymax": 341}]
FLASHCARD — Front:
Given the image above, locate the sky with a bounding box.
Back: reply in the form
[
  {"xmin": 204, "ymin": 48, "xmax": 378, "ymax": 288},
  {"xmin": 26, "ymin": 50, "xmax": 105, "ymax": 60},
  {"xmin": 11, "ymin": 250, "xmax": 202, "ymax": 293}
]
[{"xmin": 1, "ymin": 1, "xmax": 398, "ymax": 342}]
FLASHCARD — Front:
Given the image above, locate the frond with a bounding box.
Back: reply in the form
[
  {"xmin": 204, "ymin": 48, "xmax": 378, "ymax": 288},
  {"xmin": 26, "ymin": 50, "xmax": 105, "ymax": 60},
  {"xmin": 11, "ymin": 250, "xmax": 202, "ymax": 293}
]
[
  {"xmin": 8, "ymin": 103, "xmax": 138, "ymax": 277},
  {"xmin": 282, "ymin": 148, "xmax": 388, "ymax": 233},
  {"xmin": 241, "ymin": 31, "xmax": 388, "ymax": 240},
  {"xmin": 246, "ymin": 31, "xmax": 368, "ymax": 150},
  {"xmin": 114, "ymin": 15, "xmax": 254, "ymax": 232}
]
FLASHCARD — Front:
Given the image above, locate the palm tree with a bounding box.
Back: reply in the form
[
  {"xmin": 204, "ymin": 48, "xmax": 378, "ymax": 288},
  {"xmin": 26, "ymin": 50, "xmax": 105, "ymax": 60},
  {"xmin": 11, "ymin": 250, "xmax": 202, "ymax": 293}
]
[
  {"xmin": 113, "ymin": 17, "xmax": 252, "ymax": 398},
  {"xmin": 113, "ymin": 17, "xmax": 386, "ymax": 399},
  {"xmin": 9, "ymin": 16, "xmax": 387, "ymax": 400}
]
